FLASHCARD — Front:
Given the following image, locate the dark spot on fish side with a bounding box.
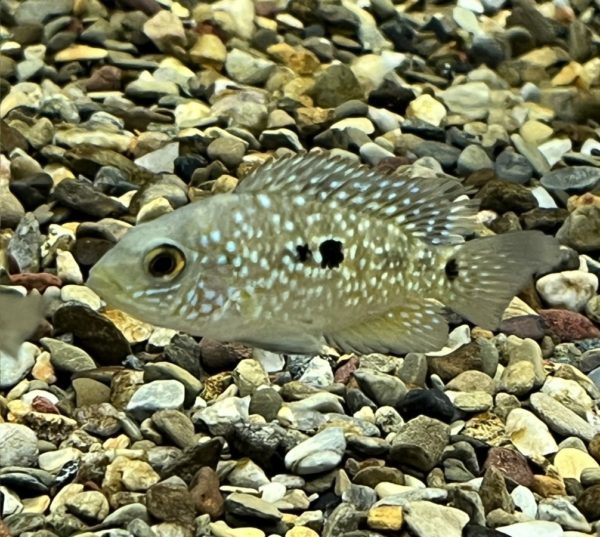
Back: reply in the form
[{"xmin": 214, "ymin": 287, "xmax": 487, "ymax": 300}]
[
  {"xmin": 445, "ymin": 258, "xmax": 459, "ymax": 281},
  {"xmin": 319, "ymin": 239, "xmax": 344, "ymax": 269},
  {"xmin": 296, "ymin": 243, "xmax": 312, "ymax": 263}
]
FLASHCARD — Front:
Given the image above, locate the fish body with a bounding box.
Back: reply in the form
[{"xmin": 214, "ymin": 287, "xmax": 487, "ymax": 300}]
[
  {"xmin": 87, "ymin": 153, "xmax": 559, "ymax": 355},
  {"xmin": 0, "ymin": 288, "xmax": 44, "ymax": 357}
]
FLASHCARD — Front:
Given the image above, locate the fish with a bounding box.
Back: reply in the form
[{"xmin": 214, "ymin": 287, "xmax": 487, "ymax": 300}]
[
  {"xmin": 0, "ymin": 287, "xmax": 44, "ymax": 357},
  {"xmin": 86, "ymin": 152, "xmax": 560, "ymax": 355}
]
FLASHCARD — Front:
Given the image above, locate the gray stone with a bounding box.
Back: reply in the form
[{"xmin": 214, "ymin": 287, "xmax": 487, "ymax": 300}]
[
  {"xmin": 389, "ymin": 415, "xmax": 450, "ymax": 472},
  {"xmin": 404, "ymin": 500, "xmax": 469, "ymax": 537},
  {"xmin": 541, "ymin": 165, "xmax": 600, "ymax": 192},
  {"xmin": 456, "ymin": 144, "xmax": 493, "ymax": 175},
  {"xmin": 354, "ymin": 369, "xmax": 407, "ymax": 407},
  {"xmin": 126, "ymin": 380, "xmax": 185, "ymax": 420},
  {"xmin": 41, "ymin": 337, "xmax": 96, "ymax": 373},
  {"xmin": 530, "ymin": 392, "xmax": 595, "ymax": 441},
  {"xmin": 285, "ymin": 427, "xmax": 346, "ymax": 475},
  {"xmin": 225, "ymin": 492, "xmax": 282, "ymax": 521},
  {"xmin": 0, "ymin": 423, "xmax": 38, "ymax": 468},
  {"xmin": 0, "ymin": 343, "xmax": 36, "ymax": 389},
  {"xmin": 495, "ymin": 150, "xmax": 534, "ymax": 184}
]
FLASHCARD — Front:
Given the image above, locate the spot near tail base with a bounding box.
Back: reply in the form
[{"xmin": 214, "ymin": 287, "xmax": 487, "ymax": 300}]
[{"xmin": 445, "ymin": 258, "xmax": 459, "ymax": 281}]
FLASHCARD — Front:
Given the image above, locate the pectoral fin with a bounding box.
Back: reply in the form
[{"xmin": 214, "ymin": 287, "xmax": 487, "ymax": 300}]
[{"xmin": 325, "ymin": 299, "xmax": 448, "ymax": 355}]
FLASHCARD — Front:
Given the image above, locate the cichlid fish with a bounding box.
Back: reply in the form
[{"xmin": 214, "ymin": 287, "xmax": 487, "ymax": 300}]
[
  {"xmin": 87, "ymin": 152, "xmax": 559, "ymax": 355},
  {"xmin": 0, "ymin": 287, "xmax": 44, "ymax": 357}
]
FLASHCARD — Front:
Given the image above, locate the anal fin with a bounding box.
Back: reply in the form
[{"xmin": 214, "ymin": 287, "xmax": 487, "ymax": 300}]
[{"xmin": 325, "ymin": 299, "xmax": 449, "ymax": 355}]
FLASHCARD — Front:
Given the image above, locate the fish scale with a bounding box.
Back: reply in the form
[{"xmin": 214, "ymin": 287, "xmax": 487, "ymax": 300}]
[{"xmin": 87, "ymin": 152, "xmax": 560, "ymax": 355}]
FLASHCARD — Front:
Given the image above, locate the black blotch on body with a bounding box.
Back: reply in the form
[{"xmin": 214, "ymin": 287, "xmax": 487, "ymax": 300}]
[
  {"xmin": 296, "ymin": 243, "xmax": 312, "ymax": 263},
  {"xmin": 445, "ymin": 258, "xmax": 459, "ymax": 281},
  {"xmin": 319, "ymin": 239, "xmax": 344, "ymax": 269}
]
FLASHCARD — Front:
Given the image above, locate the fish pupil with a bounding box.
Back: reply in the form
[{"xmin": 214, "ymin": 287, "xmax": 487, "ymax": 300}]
[
  {"xmin": 445, "ymin": 258, "xmax": 459, "ymax": 280},
  {"xmin": 296, "ymin": 244, "xmax": 312, "ymax": 263},
  {"xmin": 150, "ymin": 253, "xmax": 176, "ymax": 276},
  {"xmin": 319, "ymin": 239, "xmax": 344, "ymax": 269}
]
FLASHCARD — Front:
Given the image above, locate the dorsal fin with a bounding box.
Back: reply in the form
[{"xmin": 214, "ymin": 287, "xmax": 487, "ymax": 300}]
[{"xmin": 237, "ymin": 152, "xmax": 478, "ymax": 245}]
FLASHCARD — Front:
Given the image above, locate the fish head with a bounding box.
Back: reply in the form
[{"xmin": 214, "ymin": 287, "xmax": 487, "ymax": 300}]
[{"xmin": 86, "ymin": 209, "xmax": 209, "ymax": 329}]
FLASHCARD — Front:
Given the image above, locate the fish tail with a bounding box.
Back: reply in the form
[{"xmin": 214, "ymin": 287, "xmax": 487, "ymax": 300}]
[{"xmin": 444, "ymin": 231, "xmax": 560, "ymax": 329}]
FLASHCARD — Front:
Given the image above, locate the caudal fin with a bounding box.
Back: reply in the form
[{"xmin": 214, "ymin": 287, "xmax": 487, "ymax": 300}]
[{"xmin": 446, "ymin": 231, "xmax": 560, "ymax": 329}]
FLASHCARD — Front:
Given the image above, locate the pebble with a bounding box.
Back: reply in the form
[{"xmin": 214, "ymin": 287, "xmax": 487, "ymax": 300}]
[
  {"xmin": 404, "ymin": 501, "xmax": 469, "ymax": 537},
  {"xmin": 554, "ymin": 448, "xmax": 600, "ymax": 480},
  {"xmin": 536, "ymin": 270, "xmax": 598, "ymax": 312},
  {"xmin": 126, "ymin": 380, "xmax": 186, "ymax": 420},
  {"xmin": 530, "ymin": 392, "xmax": 596, "ymax": 441},
  {"xmin": 285, "ymin": 427, "xmax": 347, "ymax": 475},
  {"xmin": 0, "ymin": 423, "xmax": 38, "ymax": 467}
]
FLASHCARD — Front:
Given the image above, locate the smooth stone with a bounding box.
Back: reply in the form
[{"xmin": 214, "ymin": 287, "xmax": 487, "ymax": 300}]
[
  {"xmin": 284, "ymin": 427, "xmax": 346, "ymax": 475},
  {"xmin": 406, "ymin": 94, "xmax": 446, "ymax": 127},
  {"xmin": 55, "ymin": 44, "xmax": 108, "ymax": 62},
  {"xmin": 65, "ymin": 490, "xmax": 109, "ymax": 522},
  {"xmin": 60, "ymin": 284, "xmax": 104, "ymax": 310},
  {"xmin": 530, "ymin": 392, "xmax": 596, "ymax": 441},
  {"xmin": 457, "ymin": 144, "xmax": 493, "ymax": 175},
  {"xmin": 536, "ymin": 271, "xmax": 598, "ymax": 312},
  {"xmin": 0, "ymin": 344, "xmax": 37, "ymax": 389},
  {"xmin": 510, "ymin": 485, "xmax": 537, "ymax": 519},
  {"xmin": 538, "ymin": 138, "xmax": 572, "ymax": 168},
  {"xmin": 541, "ymin": 377, "xmax": 593, "ymax": 417},
  {"xmin": 556, "ymin": 205, "xmax": 600, "ymax": 253},
  {"xmin": 0, "ymin": 423, "xmax": 38, "ymax": 467},
  {"xmin": 440, "ymin": 82, "xmax": 490, "ymax": 120},
  {"xmin": 193, "ymin": 397, "xmax": 249, "ymax": 435},
  {"xmin": 298, "ymin": 356, "xmax": 334, "ymax": 388},
  {"xmin": 126, "ymin": 380, "xmax": 185, "ymax": 420},
  {"xmin": 505, "ymin": 408, "xmax": 558, "ymax": 457},
  {"xmin": 142, "ymin": 10, "xmax": 186, "ymax": 52},
  {"xmin": 389, "ymin": 415, "xmax": 450, "ymax": 472},
  {"xmin": 537, "ymin": 497, "xmax": 591, "ymax": 533},
  {"xmin": 354, "ymin": 369, "xmax": 407, "ymax": 407},
  {"xmin": 209, "ymin": 520, "xmax": 265, "ymax": 537},
  {"xmin": 40, "ymin": 337, "xmax": 96, "ymax": 373},
  {"xmin": 494, "ymin": 150, "xmax": 534, "ymax": 184},
  {"xmin": 495, "ymin": 520, "xmax": 563, "ymax": 537},
  {"xmin": 135, "ymin": 143, "xmax": 179, "ymax": 174},
  {"xmin": 575, "ymin": 484, "xmax": 600, "ymax": 520},
  {"xmin": 225, "ymin": 492, "xmax": 282, "ymax": 521},
  {"xmin": 225, "ymin": 48, "xmax": 275, "ymax": 85},
  {"xmin": 554, "ymin": 448, "xmax": 600, "ymax": 480},
  {"xmin": 541, "ymin": 165, "xmax": 600, "ymax": 192},
  {"xmin": 404, "ymin": 500, "xmax": 469, "ymax": 537}
]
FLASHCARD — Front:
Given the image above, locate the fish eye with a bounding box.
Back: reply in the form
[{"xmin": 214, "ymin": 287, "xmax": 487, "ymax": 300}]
[{"xmin": 144, "ymin": 245, "xmax": 186, "ymax": 280}]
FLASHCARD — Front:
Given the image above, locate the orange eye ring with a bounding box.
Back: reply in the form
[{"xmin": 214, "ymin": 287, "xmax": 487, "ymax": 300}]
[{"xmin": 144, "ymin": 245, "xmax": 186, "ymax": 280}]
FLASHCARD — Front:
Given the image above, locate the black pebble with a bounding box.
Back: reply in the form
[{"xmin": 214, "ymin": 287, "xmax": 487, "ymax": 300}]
[{"xmin": 396, "ymin": 388, "xmax": 456, "ymax": 423}]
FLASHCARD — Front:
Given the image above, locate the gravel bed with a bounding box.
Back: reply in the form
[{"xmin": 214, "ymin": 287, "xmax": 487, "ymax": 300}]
[{"xmin": 0, "ymin": 0, "xmax": 600, "ymax": 536}]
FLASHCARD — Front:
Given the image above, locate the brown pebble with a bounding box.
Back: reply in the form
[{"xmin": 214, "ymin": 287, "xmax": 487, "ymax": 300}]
[
  {"xmin": 86, "ymin": 65, "xmax": 122, "ymax": 92},
  {"xmin": 589, "ymin": 433, "xmax": 600, "ymax": 463},
  {"xmin": 334, "ymin": 356, "xmax": 359, "ymax": 384},
  {"xmin": 146, "ymin": 481, "xmax": 196, "ymax": 524},
  {"xmin": 9, "ymin": 272, "xmax": 62, "ymax": 292},
  {"xmin": 539, "ymin": 309, "xmax": 600, "ymax": 341},
  {"xmin": 31, "ymin": 396, "xmax": 60, "ymax": 414},
  {"xmin": 189, "ymin": 467, "xmax": 224, "ymax": 518},
  {"xmin": 483, "ymin": 447, "xmax": 534, "ymax": 488},
  {"xmin": 531, "ymin": 474, "xmax": 567, "ymax": 497}
]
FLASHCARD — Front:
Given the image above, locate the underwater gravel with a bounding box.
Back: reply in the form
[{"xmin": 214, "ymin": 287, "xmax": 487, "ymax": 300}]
[{"xmin": 1, "ymin": 0, "xmax": 600, "ymax": 536}]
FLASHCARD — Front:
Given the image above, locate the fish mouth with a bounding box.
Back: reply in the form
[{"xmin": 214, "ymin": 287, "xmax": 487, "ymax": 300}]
[{"xmin": 86, "ymin": 264, "xmax": 125, "ymax": 302}]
